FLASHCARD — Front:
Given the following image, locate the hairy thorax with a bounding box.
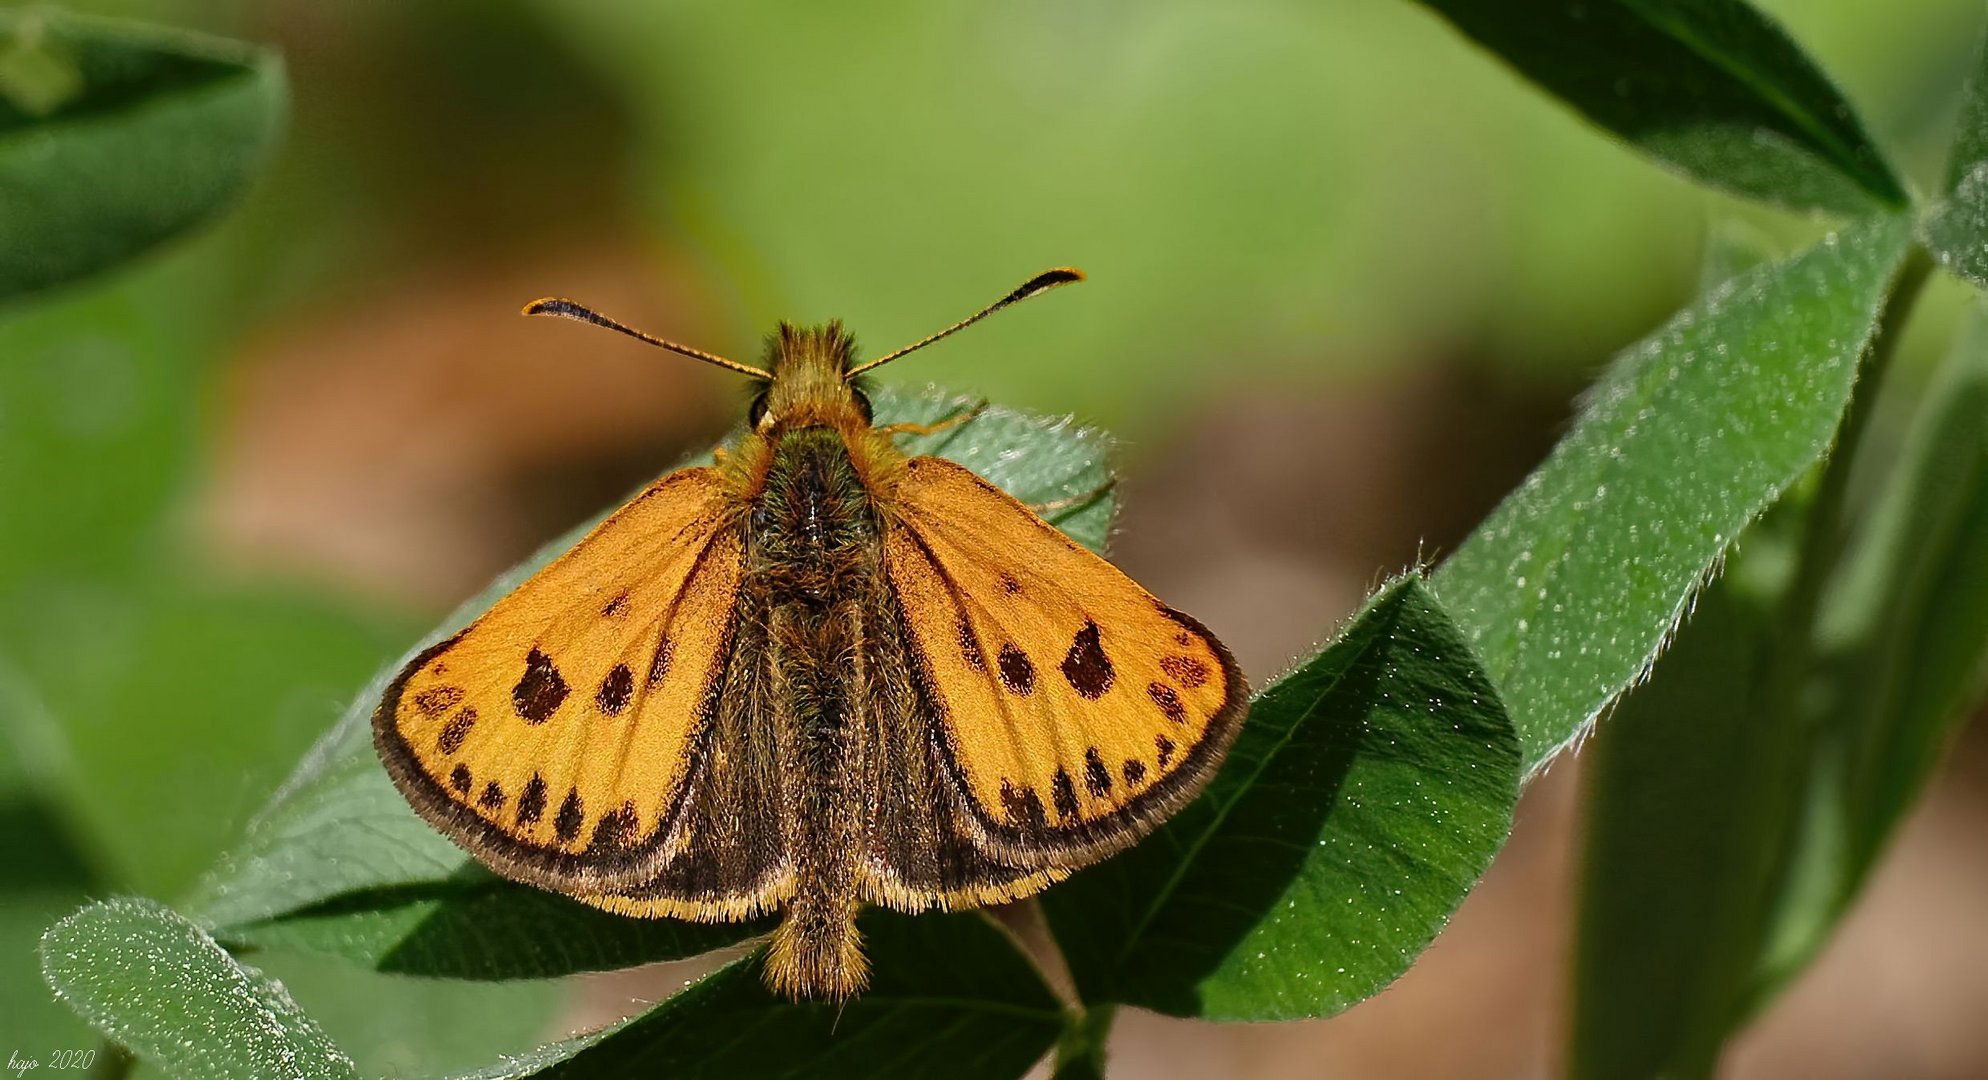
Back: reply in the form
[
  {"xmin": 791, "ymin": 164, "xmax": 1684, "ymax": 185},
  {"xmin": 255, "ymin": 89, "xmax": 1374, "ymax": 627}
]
[{"xmin": 747, "ymin": 426, "xmax": 882, "ymax": 601}]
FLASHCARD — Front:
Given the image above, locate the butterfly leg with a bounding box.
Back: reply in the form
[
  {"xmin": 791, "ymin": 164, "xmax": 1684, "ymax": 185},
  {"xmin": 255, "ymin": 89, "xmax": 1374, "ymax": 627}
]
[
  {"xmin": 877, "ymin": 399, "xmax": 988, "ymax": 439},
  {"xmin": 1028, "ymin": 478, "xmax": 1117, "ymax": 517}
]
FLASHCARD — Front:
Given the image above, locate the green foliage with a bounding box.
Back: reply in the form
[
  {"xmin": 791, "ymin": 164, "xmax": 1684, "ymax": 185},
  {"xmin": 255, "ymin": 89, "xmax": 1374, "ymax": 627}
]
[
  {"xmin": 24, "ymin": 2, "xmax": 1988, "ymax": 1077},
  {"xmin": 1435, "ymin": 212, "xmax": 1914, "ymax": 771},
  {"xmin": 0, "ymin": 8, "xmax": 285, "ymax": 302},
  {"xmin": 1788, "ymin": 304, "xmax": 1988, "ymax": 970},
  {"xmin": 40, "ymin": 898, "xmax": 357, "ymax": 1079},
  {"xmin": 1924, "ymin": 37, "xmax": 1988, "ymax": 289},
  {"xmin": 1571, "ymin": 523, "xmax": 1804, "ymax": 1078},
  {"xmin": 1409, "ymin": 0, "xmax": 1905, "ymax": 214},
  {"xmin": 1921, "ymin": 168, "xmax": 1988, "ymax": 289},
  {"xmin": 1043, "ymin": 577, "xmax": 1518, "ymax": 1022},
  {"xmin": 249, "ymin": 953, "xmax": 567, "ymax": 1079},
  {"xmin": 0, "ymin": 265, "xmax": 404, "ymax": 908},
  {"xmin": 1573, "ymin": 280, "xmax": 1988, "ymax": 1079},
  {"xmin": 1568, "ymin": 14, "xmax": 1988, "ymax": 1071},
  {"xmin": 453, "ymin": 913, "xmax": 1063, "ymax": 1080}
]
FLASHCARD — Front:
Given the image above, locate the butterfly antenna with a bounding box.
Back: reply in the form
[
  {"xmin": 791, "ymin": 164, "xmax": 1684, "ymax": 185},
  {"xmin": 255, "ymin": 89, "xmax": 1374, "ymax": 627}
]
[
  {"xmin": 522, "ymin": 297, "xmax": 772, "ymax": 379},
  {"xmin": 844, "ymin": 267, "xmax": 1084, "ymax": 377}
]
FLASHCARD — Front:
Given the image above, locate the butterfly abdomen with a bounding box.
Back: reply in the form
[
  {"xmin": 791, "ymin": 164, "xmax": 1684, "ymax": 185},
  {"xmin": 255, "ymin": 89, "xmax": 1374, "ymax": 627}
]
[{"xmin": 752, "ymin": 426, "xmax": 886, "ymax": 999}]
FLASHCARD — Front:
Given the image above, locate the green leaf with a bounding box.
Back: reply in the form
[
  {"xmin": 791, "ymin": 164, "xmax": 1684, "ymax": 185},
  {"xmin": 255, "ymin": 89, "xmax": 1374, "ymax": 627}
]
[
  {"xmin": 863, "ymin": 388, "xmax": 1115, "ymax": 554},
  {"xmin": 1922, "ymin": 167, "xmax": 1988, "ymax": 290},
  {"xmin": 1408, "ymin": 0, "xmax": 1905, "ymax": 214},
  {"xmin": 188, "ymin": 386, "xmax": 1115, "ymax": 978},
  {"xmin": 247, "ymin": 950, "xmax": 566, "ymax": 1079},
  {"xmin": 1760, "ymin": 298, "xmax": 1988, "ymax": 988},
  {"xmin": 1433, "ymin": 213, "xmax": 1914, "ymax": 772},
  {"xmin": 1922, "ymin": 25, "xmax": 1988, "ymax": 289},
  {"xmin": 1571, "ymin": 249, "xmax": 1950, "ymax": 1078},
  {"xmin": 0, "ymin": 9, "xmax": 286, "ymax": 302},
  {"xmin": 39, "ymin": 897, "xmax": 356, "ymax": 1079},
  {"xmin": 1041, "ymin": 576, "xmax": 1520, "ymax": 1021},
  {"xmin": 1944, "ymin": 23, "xmax": 1988, "ymax": 196},
  {"xmin": 453, "ymin": 912, "xmax": 1063, "ymax": 1079},
  {"xmin": 1569, "ymin": 524, "xmax": 1802, "ymax": 1079}
]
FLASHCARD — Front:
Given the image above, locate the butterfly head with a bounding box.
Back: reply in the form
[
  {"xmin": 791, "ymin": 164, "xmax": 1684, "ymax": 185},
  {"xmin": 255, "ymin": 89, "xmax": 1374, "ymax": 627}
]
[
  {"xmin": 750, "ymin": 321, "xmax": 870, "ymax": 433},
  {"xmin": 522, "ymin": 267, "xmax": 1083, "ymax": 435}
]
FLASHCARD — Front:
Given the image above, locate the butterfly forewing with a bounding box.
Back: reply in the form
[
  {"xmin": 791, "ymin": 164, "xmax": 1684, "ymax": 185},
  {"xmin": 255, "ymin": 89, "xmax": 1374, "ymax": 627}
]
[
  {"xmin": 374, "ymin": 467, "xmax": 745, "ymax": 893},
  {"xmin": 883, "ymin": 457, "xmax": 1246, "ymax": 868}
]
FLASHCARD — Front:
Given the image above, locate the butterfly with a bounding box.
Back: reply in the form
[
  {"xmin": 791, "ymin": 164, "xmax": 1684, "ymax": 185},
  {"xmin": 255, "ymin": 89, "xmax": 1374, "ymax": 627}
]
[{"xmin": 372, "ymin": 269, "xmax": 1248, "ymax": 1000}]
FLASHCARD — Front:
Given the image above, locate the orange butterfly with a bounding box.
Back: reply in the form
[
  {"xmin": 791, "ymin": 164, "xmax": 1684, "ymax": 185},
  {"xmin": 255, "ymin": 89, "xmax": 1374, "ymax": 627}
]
[{"xmin": 372, "ymin": 270, "xmax": 1248, "ymax": 999}]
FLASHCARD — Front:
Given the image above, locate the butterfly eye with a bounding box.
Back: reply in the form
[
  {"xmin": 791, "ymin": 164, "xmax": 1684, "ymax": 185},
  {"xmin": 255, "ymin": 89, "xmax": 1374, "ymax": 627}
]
[
  {"xmin": 747, "ymin": 392, "xmax": 770, "ymax": 427},
  {"xmin": 852, "ymin": 387, "xmax": 873, "ymax": 424}
]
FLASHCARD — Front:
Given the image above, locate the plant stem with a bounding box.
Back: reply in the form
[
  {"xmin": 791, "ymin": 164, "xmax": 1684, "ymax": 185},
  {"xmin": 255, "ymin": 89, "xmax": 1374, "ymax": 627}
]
[{"xmin": 1050, "ymin": 1002, "xmax": 1117, "ymax": 1080}]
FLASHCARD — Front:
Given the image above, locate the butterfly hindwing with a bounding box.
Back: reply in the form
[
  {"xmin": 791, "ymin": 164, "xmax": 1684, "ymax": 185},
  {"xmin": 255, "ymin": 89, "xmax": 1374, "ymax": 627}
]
[
  {"xmin": 576, "ymin": 584, "xmax": 796, "ymax": 921},
  {"xmin": 882, "ymin": 456, "xmax": 1247, "ymax": 869},
  {"xmin": 373, "ymin": 467, "xmax": 745, "ymax": 895},
  {"xmin": 851, "ymin": 593, "xmax": 1067, "ymax": 910}
]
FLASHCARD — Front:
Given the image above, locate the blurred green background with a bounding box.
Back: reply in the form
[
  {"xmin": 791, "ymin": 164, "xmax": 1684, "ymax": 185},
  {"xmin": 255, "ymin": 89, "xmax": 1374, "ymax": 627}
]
[{"xmin": 4, "ymin": 0, "xmax": 1987, "ymax": 1075}]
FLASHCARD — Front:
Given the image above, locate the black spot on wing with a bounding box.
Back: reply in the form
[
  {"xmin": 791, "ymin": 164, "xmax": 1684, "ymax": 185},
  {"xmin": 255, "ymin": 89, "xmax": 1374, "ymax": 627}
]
[
  {"xmin": 1156, "ymin": 734, "xmax": 1176, "ymax": 769},
  {"xmin": 478, "ymin": 780, "xmax": 505, "ymax": 810},
  {"xmin": 437, "ymin": 707, "xmax": 478, "ymax": 754},
  {"xmin": 413, "ymin": 686, "xmax": 463, "ymax": 717},
  {"xmin": 555, "ymin": 788, "xmax": 585, "ymax": 843},
  {"xmin": 998, "ymin": 572, "xmax": 1023, "ymax": 595},
  {"xmin": 517, "ymin": 774, "xmax": 547, "ymax": 825},
  {"xmin": 998, "ymin": 643, "xmax": 1036, "ymax": 696},
  {"xmin": 1123, "ymin": 758, "xmax": 1148, "ymax": 787},
  {"xmin": 449, "ymin": 763, "xmax": 472, "ymax": 794},
  {"xmin": 1160, "ymin": 655, "xmax": 1211, "ymax": 689},
  {"xmin": 602, "ymin": 592, "xmax": 630, "ymax": 618},
  {"xmin": 1061, "ymin": 621, "xmax": 1115, "ymax": 699},
  {"xmin": 1147, "ymin": 682, "xmax": 1187, "ymax": 725},
  {"xmin": 589, "ymin": 802, "xmax": 640, "ymax": 853},
  {"xmin": 513, "ymin": 648, "xmax": 569, "ymax": 723},
  {"xmin": 1084, "ymin": 747, "xmax": 1113, "ymax": 797},
  {"xmin": 1001, "ymin": 780, "xmax": 1047, "ymax": 829},
  {"xmin": 1051, "ymin": 768, "xmax": 1080, "ymax": 820},
  {"xmin": 596, "ymin": 664, "xmax": 634, "ymax": 715}
]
